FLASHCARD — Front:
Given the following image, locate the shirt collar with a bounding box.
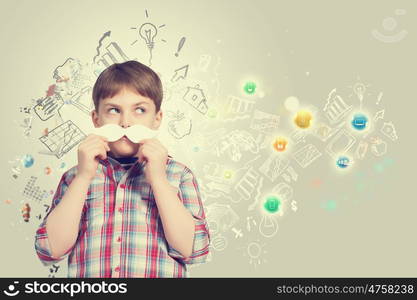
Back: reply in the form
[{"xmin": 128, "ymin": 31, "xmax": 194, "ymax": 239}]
[
  {"xmin": 98, "ymin": 153, "xmax": 174, "ymax": 172},
  {"xmin": 98, "ymin": 152, "xmax": 141, "ymax": 168}
]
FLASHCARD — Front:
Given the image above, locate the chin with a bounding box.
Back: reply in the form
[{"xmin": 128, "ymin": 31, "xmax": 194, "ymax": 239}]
[{"xmin": 109, "ymin": 139, "xmax": 139, "ymax": 158}]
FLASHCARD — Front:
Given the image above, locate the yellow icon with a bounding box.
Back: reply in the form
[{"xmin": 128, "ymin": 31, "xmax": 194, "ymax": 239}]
[
  {"xmin": 224, "ymin": 170, "xmax": 233, "ymax": 179},
  {"xmin": 273, "ymin": 137, "xmax": 288, "ymax": 152},
  {"xmin": 294, "ymin": 110, "xmax": 313, "ymax": 129}
]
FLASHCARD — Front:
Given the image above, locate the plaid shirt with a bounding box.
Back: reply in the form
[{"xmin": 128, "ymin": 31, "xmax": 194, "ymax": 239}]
[{"xmin": 35, "ymin": 155, "xmax": 210, "ymax": 277}]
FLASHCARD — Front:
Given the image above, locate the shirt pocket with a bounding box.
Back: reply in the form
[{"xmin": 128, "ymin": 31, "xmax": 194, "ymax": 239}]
[
  {"xmin": 130, "ymin": 180, "xmax": 155, "ymax": 205},
  {"xmin": 137, "ymin": 183, "xmax": 156, "ymax": 215},
  {"xmin": 84, "ymin": 190, "xmax": 105, "ymax": 229}
]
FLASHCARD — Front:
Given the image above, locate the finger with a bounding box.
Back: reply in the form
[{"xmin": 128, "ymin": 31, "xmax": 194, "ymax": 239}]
[
  {"xmin": 142, "ymin": 139, "xmax": 167, "ymax": 154},
  {"xmin": 91, "ymin": 135, "xmax": 109, "ymax": 143},
  {"xmin": 142, "ymin": 143, "xmax": 167, "ymax": 156},
  {"xmin": 135, "ymin": 149, "xmax": 143, "ymax": 162},
  {"xmin": 102, "ymin": 143, "xmax": 109, "ymax": 157},
  {"xmin": 80, "ymin": 137, "xmax": 103, "ymax": 149},
  {"xmin": 136, "ymin": 147, "xmax": 149, "ymax": 163},
  {"xmin": 85, "ymin": 145, "xmax": 108, "ymax": 158},
  {"xmin": 140, "ymin": 138, "xmax": 161, "ymax": 146},
  {"xmin": 138, "ymin": 138, "xmax": 155, "ymax": 145},
  {"xmin": 83, "ymin": 143, "xmax": 106, "ymax": 153},
  {"xmin": 149, "ymin": 138, "xmax": 162, "ymax": 145},
  {"xmin": 84, "ymin": 137, "xmax": 110, "ymax": 150},
  {"xmin": 97, "ymin": 134, "xmax": 109, "ymax": 141},
  {"xmin": 86, "ymin": 135, "xmax": 109, "ymax": 148},
  {"xmin": 86, "ymin": 134, "xmax": 108, "ymax": 142},
  {"xmin": 96, "ymin": 147, "xmax": 107, "ymax": 160},
  {"xmin": 95, "ymin": 138, "xmax": 110, "ymax": 151},
  {"xmin": 102, "ymin": 140, "xmax": 110, "ymax": 152},
  {"xmin": 140, "ymin": 147, "xmax": 156, "ymax": 162}
]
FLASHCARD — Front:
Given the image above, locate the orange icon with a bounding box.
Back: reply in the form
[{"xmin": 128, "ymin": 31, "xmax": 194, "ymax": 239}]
[
  {"xmin": 273, "ymin": 137, "xmax": 288, "ymax": 152},
  {"xmin": 294, "ymin": 110, "xmax": 313, "ymax": 129},
  {"xmin": 21, "ymin": 203, "xmax": 31, "ymax": 222},
  {"xmin": 45, "ymin": 166, "xmax": 52, "ymax": 175}
]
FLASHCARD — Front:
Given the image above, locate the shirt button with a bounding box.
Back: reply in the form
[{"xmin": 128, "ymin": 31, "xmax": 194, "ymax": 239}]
[
  {"xmin": 120, "ymin": 184, "xmax": 126, "ymax": 189},
  {"xmin": 118, "ymin": 206, "xmax": 123, "ymax": 213},
  {"xmin": 117, "ymin": 236, "xmax": 121, "ymax": 242},
  {"xmin": 114, "ymin": 266, "xmax": 120, "ymax": 273}
]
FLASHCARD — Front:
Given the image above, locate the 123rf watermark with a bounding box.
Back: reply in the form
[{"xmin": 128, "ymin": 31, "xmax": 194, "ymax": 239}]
[{"xmin": 3, "ymin": 280, "xmax": 127, "ymax": 297}]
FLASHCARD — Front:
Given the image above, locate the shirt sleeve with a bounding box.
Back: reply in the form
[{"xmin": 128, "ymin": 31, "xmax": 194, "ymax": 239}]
[
  {"xmin": 167, "ymin": 167, "xmax": 211, "ymax": 265},
  {"xmin": 34, "ymin": 170, "xmax": 82, "ymax": 267}
]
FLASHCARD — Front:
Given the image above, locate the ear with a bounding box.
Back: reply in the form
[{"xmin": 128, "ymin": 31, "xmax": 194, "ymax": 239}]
[
  {"xmin": 152, "ymin": 110, "xmax": 163, "ymax": 130},
  {"xmin": 92, "ymin": 109, "xmax": 100, "ymax": 128}
]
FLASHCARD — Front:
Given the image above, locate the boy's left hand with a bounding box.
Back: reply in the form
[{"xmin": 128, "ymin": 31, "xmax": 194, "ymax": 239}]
[{"xmin": 135, "ymin": 138, "xmax": 168, "ymax": 185}]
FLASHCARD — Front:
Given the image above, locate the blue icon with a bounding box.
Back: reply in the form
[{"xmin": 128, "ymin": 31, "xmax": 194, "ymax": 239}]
[
  {"xmin": 351, "ymin": 113, "xmax": 368, "ymax": 130},
  {"xmin": 336, "ymin": 156, "xmax": 350, "ymax": 169},
  {"xmin": 21, "ymin": 154, "xmax": 34, "ymax": 168}
]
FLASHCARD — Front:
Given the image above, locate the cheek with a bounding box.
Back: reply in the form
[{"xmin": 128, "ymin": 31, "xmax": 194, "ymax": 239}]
[
  {"xmin": 134, "ymin": 116, "xmax": 154, "ymax": 126},
  {"xmin": 101, "ymin": 115, "xmax": 118, "ymax": 123}
]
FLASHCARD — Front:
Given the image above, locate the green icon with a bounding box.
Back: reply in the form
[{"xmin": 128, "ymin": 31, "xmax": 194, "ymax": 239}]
[
  {"xmin": 207, "ymin": 108, "xmax": 217, "ymax": 118},
  {"xmin": 244, "ymin": 81, "xmax": 257, "ymax": 95},
  {"xmin": 322, "ymin": 199, "xmax": 337, "ymax": 211},
  {"xmin": 264, "ymin": 196, "xmax": 280, "ymax": 213}
]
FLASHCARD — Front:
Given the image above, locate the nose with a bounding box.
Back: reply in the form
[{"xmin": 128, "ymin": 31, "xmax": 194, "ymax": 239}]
[{"xmin": 119, "ymin": 112, "xmax": 131, "ymax": 128}]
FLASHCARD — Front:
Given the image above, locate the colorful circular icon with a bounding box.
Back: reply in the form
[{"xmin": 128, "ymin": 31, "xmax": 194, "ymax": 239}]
[
  {"xmin": 21, "ymin": 154, "xmax": 34, "ymax": 168},
  {"xmin": 273, "ymin": 137, "xmax": 288, "ymax": 152},
  {"xmin": 351, "ymin": 113, "xmax": 368, "ymax": 131},
  {"xmin": 294, "ymin": 110, "xmax": 313, "ymax": 129},
  {"xmin": 336, "ymin": 156, "xmax": 350, "ymax": 169},
  {"xmin": 263, "ymin": 196, "xmax": 281, "ymax": 213},
  {"xmin": 243, "ymin": 81, "xmax": 257, "ymax": 95}
]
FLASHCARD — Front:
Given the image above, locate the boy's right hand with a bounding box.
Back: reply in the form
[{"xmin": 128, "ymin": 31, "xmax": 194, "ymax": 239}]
[{"xmin": 77, "ymin": 134, "xmax": 110, "ymax": 180}]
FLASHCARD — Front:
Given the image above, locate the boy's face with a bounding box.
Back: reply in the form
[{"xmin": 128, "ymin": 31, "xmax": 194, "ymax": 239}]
[{"xmin": 92, "ymin": 87, "xmax": 162, "ymax": 158}]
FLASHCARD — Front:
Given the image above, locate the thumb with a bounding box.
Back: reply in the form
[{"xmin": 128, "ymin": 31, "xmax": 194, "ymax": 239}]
[{"xmin": 136, "ymin": 148, "xmax": 144, "ymax": 163}]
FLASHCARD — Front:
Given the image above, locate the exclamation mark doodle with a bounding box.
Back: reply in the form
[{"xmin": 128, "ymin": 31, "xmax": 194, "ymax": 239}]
[
  {"xmin": 175, "ymin": 37, "xmax": 186, "ymax": 57},
  {"xmin": 376, "ymin": 92, "xmax": 383, "ymax": 105}
]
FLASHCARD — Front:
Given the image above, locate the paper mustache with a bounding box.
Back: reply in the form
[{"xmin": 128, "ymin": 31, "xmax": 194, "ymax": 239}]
[{"xmin": 90, "ymin": 124, "xmax": 159, "ymax": 143}]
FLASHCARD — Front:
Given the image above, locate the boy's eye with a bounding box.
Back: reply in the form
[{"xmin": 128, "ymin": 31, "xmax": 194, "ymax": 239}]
[
  {"xmin": 108, "ymin": 107, "xmax": 119, "ymax": 114},
  {"xmin": 136, "ymin": 107, "xmax": 146, "ymax": 114}
]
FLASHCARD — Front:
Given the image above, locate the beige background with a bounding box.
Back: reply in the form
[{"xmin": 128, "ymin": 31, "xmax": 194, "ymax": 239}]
[{"xmin": 0, "ymin": 0, "xmax": 416, "ymax": 277}]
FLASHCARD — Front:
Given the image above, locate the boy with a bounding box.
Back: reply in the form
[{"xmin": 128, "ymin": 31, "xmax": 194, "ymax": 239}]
[{"xmin": 35, "ymin": 60, "xmax": 210, "ymax": 277}]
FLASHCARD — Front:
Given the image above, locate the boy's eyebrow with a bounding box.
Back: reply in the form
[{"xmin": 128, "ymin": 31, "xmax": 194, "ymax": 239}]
[{"xmin": 104, "ymin": 101, "xmax": 150, "ymax": 107}]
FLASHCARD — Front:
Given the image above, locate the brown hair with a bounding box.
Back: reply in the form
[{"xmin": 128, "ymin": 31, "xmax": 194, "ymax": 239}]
[{"xmin": 92, "ymin": 60, "xmax": 163, "ymax": 112}]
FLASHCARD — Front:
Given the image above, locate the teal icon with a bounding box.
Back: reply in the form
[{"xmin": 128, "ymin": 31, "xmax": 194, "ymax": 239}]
[
  {"xmin": 351, "ymin": 113, "xmax": 368, "ymax": 131},
  {"xmin": 336, "ymin": 156, "xmax": 350, "ymax": 168}
]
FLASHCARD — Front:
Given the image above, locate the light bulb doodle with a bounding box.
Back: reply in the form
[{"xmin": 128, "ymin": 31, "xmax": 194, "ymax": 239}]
[
  {"xmin": 139, "ymin": 23, "xmax": 157, "ymax": 65},
  {"xmin": 259, "ymin": 214, "xmax": 279, "ymax": 238}
]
